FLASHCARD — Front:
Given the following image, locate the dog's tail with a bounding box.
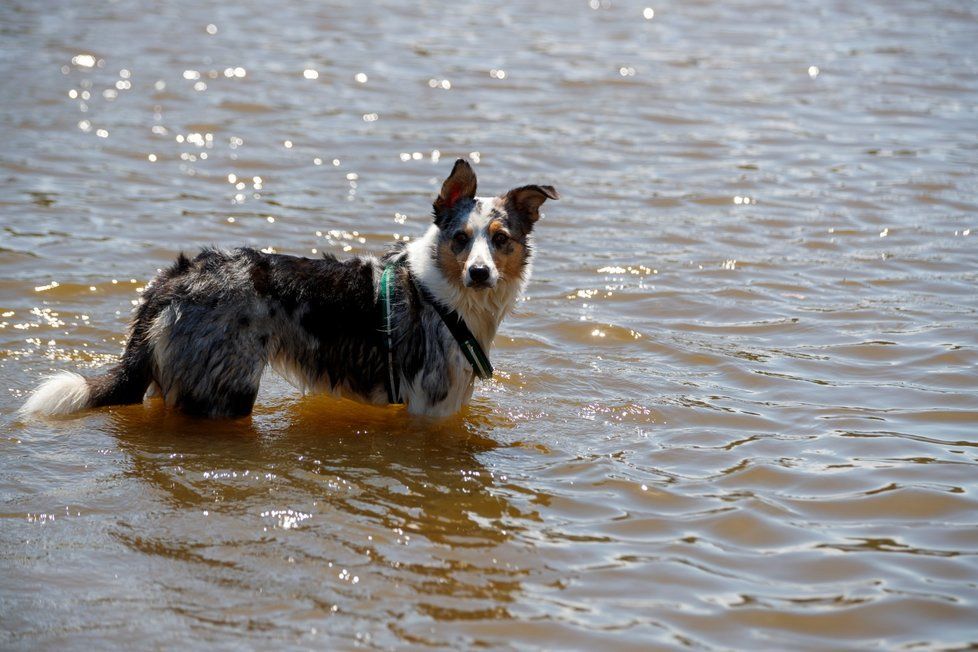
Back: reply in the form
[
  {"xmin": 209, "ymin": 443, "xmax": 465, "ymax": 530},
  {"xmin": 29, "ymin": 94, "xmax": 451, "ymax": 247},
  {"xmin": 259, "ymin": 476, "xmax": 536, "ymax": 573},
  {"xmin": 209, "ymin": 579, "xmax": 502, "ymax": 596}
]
[{"xmin": 20, "ymin": 338, "xmax": 153, "ymax": 418}]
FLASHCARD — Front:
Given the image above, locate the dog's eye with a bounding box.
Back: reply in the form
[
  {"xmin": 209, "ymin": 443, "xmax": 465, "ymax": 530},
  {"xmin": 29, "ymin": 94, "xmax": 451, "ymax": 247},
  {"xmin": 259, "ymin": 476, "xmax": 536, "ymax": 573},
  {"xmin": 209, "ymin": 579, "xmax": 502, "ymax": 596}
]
[
  {"xmin": 453, "ymin": 232, "xmax": 470, "ymax": 248},
  {"xmin": 492, "ymin": 232, "xmax": 509, "ymax": 248}
]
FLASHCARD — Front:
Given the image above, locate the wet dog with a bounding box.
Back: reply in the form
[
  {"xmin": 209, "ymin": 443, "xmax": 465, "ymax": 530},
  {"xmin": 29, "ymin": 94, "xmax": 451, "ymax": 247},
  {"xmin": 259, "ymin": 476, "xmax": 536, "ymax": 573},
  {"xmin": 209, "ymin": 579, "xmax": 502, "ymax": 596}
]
[{"xmin": 21, "ymin": 160, "xmax": 557, "ymax": 418}]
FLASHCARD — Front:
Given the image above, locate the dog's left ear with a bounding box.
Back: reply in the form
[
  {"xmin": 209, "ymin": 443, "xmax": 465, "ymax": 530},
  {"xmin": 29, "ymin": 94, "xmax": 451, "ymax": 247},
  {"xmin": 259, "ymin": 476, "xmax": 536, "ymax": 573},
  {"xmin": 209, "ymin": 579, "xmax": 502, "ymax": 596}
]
[{"xmin": 505, "ymin": 185, "xmax": 559, "ymax": 224}]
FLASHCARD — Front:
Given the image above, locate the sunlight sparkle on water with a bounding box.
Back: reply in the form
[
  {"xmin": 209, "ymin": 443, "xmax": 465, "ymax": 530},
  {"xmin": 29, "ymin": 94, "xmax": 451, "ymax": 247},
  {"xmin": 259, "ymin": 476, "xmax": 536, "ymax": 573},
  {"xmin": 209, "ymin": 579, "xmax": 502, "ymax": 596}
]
[
  {"xmin": 260, "ymin": 509, "xmax": 312, "ymax": 530},
  {"xmin": 597, "ymin": 265, "xmax": 654, "ymax": 276},
  {"xmin": 71, "ymin": 54, "xmax": 96, "ymax": 68}
]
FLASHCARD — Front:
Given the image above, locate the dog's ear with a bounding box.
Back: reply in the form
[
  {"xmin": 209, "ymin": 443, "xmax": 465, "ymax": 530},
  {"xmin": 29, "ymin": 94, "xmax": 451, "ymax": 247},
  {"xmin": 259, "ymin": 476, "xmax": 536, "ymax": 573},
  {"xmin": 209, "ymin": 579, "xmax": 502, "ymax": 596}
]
[
  {"xmin": 504, "ymin": 185, "xmax": 559, "ymax": 225},
  {"xmin": 433, "ymin": 159, "xmax": 478, "ymax": 226}
]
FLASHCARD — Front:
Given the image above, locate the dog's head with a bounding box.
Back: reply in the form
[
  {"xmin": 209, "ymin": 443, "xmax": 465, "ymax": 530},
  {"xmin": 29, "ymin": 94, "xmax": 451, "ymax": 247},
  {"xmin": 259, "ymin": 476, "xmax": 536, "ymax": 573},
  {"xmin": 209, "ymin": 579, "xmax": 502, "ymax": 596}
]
[{"xmin": 431, "ymin": 159, "xmax": 558, "ymax": 291}]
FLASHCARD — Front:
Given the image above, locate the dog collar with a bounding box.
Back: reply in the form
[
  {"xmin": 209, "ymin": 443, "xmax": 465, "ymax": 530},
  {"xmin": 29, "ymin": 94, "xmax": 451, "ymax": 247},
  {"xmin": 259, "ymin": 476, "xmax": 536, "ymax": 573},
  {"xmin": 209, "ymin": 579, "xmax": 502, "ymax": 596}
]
[
  {"xmin": 379, "ymin": 261, "xmax": 494, "ymax": 405},
  {"xmin": 379, "ymin": 263, "xmax": 402, "ymax": 404}
]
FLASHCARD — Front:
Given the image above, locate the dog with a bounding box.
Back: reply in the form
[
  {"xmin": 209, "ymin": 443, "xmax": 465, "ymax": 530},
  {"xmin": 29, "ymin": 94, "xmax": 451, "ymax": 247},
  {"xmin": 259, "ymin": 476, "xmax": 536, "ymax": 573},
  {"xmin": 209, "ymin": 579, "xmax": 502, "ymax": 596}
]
[{"xmin": 20, "ymin": 159, "xmax": 558, "ymax": 419}]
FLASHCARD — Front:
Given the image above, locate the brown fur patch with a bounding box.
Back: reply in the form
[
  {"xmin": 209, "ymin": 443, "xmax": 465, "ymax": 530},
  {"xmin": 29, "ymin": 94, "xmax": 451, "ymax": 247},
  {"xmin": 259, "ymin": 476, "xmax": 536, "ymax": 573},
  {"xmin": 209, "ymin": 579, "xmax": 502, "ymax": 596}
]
[
  {"xmin": 488, "ymin": 219, "xmax": 527, "ymax": 282},
  {"xmin": 437, "ymin": 237, "xmax": 466, "ymax": 289},
  {"xmin": 494, "ymin": 239, "xmax": 526, "ymax": 282},
  {"xmin": 487, "ymin": 219, "xmax": 507, "ymax": 238}
]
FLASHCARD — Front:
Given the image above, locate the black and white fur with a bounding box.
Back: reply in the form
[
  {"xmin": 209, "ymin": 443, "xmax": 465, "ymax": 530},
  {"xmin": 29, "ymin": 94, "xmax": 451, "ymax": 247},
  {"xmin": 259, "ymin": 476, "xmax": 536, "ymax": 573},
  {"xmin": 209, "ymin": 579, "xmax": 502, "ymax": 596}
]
[{"xmin": 20, "ymin": 160, "xmax": 558, "ymax": 419}]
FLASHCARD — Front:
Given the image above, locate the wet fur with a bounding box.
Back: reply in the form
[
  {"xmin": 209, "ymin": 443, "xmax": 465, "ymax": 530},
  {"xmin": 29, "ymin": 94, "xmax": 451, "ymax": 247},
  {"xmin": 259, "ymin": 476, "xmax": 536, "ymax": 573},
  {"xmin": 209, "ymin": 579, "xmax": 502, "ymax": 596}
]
[{"xmin": 20, "ymin": 160, "xmax": 558, "ymax": 419}]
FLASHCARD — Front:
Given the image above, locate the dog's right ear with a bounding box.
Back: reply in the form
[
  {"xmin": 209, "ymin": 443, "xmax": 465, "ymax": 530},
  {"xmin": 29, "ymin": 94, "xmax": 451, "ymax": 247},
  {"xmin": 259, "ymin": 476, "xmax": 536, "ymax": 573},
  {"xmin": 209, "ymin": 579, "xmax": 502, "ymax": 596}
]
[
  {"xmin": 504, "ymin": 184, "xmax": 559, "ymax": 226},
  {"xmin": 433, "ymin": 159, "xmax": 477, "ymax": 227}
]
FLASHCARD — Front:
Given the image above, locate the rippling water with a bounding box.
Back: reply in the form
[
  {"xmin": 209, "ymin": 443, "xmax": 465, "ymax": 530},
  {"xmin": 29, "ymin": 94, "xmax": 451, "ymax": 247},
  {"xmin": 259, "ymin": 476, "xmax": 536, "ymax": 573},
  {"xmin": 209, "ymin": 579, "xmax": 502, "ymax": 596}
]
[{"xmin": 2, "ymin": 0, "xmax": 977, "ymax": 648}]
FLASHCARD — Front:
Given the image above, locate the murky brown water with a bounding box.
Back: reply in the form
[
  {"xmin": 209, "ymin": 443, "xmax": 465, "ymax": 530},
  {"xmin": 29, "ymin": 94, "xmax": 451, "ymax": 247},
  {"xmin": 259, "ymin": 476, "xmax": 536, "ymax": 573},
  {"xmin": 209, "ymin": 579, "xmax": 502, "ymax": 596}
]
[{"xmin": 2, "ymin": 0, "xmax": 977, "ymax": 648}]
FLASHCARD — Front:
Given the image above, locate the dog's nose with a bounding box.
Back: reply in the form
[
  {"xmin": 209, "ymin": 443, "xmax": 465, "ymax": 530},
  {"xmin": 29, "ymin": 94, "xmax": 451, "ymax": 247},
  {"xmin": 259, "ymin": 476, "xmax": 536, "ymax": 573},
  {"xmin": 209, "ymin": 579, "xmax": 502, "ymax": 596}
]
[{"xmin": 468, "ymin": 265, "xmax": 491, "ymax": 284}]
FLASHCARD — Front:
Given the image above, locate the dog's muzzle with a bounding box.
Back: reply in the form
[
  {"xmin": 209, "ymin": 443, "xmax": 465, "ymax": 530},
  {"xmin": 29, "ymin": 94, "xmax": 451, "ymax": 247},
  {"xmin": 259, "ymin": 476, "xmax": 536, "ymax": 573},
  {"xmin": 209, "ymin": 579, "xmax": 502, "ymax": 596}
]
[{"xmin": 466, "ymin": 265, "xmax": 494, "ymax": 289}]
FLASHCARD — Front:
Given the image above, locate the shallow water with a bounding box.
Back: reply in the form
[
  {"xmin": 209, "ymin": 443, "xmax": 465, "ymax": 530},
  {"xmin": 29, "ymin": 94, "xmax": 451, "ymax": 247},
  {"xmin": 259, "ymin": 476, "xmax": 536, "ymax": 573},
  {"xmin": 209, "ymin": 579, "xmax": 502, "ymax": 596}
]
[{"xmin": 2, "ymin": 0, "xmax": 977, "ymax": 649}]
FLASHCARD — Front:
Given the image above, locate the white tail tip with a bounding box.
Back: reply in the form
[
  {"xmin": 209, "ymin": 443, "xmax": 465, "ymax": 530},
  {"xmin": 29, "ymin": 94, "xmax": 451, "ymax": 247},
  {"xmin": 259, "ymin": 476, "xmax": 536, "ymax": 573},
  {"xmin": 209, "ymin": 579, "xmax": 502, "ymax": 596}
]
[{"xmin": 20, "ymin": 371, "xmax": 92, "ymax": 417}]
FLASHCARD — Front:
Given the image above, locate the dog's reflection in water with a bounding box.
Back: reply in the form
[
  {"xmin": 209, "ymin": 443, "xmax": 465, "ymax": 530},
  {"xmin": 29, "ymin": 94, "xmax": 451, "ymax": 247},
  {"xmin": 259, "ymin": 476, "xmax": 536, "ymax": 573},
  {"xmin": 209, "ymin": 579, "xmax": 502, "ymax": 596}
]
[
  {"xmin": 102, "ymin": 394, "xmax": 533, "ymax": 547},
  {"xmin": 93, "ymin": 396, "xmax": 541, "ymax": 630}
]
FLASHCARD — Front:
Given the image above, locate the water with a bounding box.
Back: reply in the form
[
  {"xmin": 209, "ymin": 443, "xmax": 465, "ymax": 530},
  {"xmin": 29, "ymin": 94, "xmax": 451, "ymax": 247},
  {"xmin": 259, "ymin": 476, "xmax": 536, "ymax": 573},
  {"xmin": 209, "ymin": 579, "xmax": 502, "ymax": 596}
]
[{"xmin": 2, "ymin": 0, "xmax": 977, "ymax": 648}]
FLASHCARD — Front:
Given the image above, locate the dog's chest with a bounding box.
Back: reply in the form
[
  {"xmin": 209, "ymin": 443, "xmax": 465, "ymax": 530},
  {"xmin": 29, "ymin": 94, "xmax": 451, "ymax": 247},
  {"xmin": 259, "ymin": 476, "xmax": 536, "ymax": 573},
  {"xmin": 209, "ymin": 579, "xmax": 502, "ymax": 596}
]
[{"xmin": 401, "ymin": 338, "xmax": 477, "ymax": 417}]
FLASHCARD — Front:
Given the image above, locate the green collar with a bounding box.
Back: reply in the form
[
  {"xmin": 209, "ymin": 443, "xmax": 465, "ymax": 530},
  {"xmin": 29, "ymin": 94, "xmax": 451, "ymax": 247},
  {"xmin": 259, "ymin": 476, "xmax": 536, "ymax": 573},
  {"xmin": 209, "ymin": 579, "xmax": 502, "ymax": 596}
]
[
  {"xmin": 379, "ymin": 262, "xmax": 493, "ymax": 404},
  {"xmin": 379, "ymin": 263, "xmax": 401, "ymax": 403}
]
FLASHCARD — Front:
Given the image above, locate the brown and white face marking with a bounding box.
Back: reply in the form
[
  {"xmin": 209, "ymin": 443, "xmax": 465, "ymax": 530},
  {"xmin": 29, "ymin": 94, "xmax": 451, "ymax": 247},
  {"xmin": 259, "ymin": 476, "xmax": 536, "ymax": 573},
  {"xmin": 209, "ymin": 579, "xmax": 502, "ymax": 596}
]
[{"xmin": 432, "ymin": 159, "xmax": 558, "ymax": 291}]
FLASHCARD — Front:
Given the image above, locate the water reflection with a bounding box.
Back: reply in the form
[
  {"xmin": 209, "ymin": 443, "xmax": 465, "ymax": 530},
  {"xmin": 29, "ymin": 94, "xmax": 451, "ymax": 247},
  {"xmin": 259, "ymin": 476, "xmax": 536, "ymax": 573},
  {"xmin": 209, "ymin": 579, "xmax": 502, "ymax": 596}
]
[{"xmin": 100, "ymin": 398, "xmax": 538, "ymax": 633}]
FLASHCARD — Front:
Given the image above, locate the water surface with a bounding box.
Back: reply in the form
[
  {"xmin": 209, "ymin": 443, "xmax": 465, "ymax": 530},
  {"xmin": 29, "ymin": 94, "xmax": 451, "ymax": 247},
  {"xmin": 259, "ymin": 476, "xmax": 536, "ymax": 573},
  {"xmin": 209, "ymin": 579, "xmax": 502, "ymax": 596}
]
[{"xmin": 1, "ymin": 0, "xmax": 977, "ymax": 649}]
